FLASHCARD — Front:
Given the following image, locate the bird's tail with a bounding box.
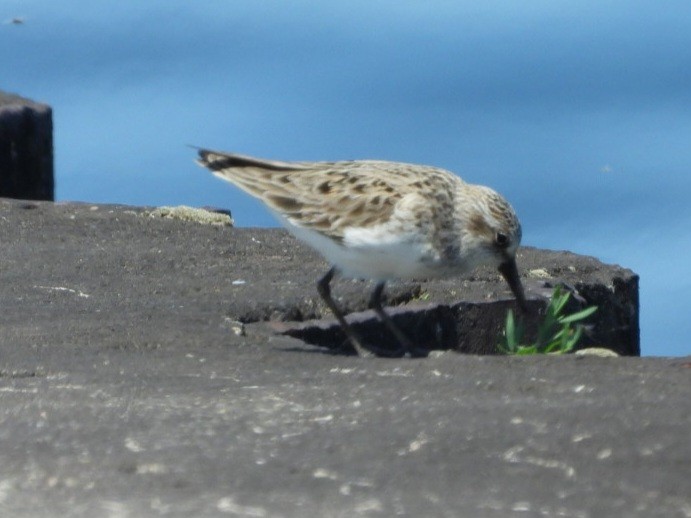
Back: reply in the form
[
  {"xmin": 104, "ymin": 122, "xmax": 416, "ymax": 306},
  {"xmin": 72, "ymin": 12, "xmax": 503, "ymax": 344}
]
[{"xmin": 194, "ymin": 148, "xmax": 304, "ymax": 172}]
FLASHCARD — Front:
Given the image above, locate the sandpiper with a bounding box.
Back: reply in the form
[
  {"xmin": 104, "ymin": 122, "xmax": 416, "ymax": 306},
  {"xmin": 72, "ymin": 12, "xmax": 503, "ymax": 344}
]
[{"xmin": 197, "ymin": 149, "xmax": 527, "ymax": 357}]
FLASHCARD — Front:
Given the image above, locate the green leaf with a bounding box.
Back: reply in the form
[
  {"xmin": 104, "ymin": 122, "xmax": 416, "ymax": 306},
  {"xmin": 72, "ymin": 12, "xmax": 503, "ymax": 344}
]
[
  {"xmin": 506, "ymin": 310, "xmax": 516, "ymax": 346},
  {"xmin": 559, "ymin": 305, "xmax": 598, "ymax": 324},
  {"xmin": 564, "ymin": 334, "xmax": 576, "ymax": 352},
  {"xmin": 543, "ymin": 341, "xmax": 558, "ymax": 354},
  {"xmin": 552, "ymin": 289, "xmax": 570, "ymax": 314}
]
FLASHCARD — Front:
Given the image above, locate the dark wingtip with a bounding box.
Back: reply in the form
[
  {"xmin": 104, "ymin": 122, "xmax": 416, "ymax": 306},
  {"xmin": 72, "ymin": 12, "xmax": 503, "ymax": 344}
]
[
  {"xmin": 193, "ymin": 148, "xmax": 241, "ymax": 172},
  {"xmin": 192, "ymin": 148, "xmax": 300, "ymax": 171},
  {"xmin": 188, "ymin": 145, "xmax": 215, "ymax": 168}
]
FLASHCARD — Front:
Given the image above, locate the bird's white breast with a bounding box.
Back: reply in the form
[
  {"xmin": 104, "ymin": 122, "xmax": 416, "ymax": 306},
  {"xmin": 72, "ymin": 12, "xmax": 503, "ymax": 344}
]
[{"xmin": 275, "ymin": 212, "xmax": 447, "ymax": 281}]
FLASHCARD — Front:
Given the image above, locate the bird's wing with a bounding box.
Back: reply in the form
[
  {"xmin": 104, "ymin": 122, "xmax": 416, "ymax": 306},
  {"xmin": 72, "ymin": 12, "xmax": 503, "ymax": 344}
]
[{"xmin": 197, "ymin": 149, "xmax": 410, "ymax": 241}]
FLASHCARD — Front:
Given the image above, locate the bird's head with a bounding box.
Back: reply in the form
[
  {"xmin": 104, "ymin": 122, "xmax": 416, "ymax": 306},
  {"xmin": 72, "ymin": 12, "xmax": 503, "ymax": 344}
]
[{"xmin": 463, "ymin": 185, "xmax": 528, "ymax": 312}]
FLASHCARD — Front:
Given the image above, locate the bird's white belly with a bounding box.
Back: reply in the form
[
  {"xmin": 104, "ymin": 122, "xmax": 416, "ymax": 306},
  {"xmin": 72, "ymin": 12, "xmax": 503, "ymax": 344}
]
[
  {"xmin": 278, "ymin": 215, "xmax": 449, "ymax": 281},
  {"xmin": 327, "ymin": 238, "xmax": 436, "ymax": 280}
]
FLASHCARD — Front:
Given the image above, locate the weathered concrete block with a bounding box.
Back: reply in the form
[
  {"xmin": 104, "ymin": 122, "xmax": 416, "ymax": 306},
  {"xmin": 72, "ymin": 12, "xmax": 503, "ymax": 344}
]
[
  {"xmin": 273, "ymin": 248, "xmax": 640, "ymax": 356},
  {"xmin": 0, "ymin": 200, "xmax": 639, "ymax": 357},
  {"xmin": 0, "ymin": 91, "xmax": 54, "ymax": 200}
]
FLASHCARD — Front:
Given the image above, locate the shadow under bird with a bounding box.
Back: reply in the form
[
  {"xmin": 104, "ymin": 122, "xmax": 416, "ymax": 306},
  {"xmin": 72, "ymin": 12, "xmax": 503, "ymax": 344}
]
[{"xmin": 196, "ymin": 149, "xmax": 527, "ymax": 357}]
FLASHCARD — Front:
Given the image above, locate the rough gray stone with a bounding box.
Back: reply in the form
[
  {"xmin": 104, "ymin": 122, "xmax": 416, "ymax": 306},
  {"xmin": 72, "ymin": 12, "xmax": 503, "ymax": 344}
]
[
  {"xmin": 0, "ymin": 199, "xmax": 638, "ymax": 356},
  {"xmin": 0, "ymin": 91, "xmax": 54, "ymax": 201},
  {"xmin": 0, "ymin": 200, "xmax": 686, "ymax": 518},
  {"xmin": 0, "ymin": 199, "xmax": 639, "ymax": 357}
]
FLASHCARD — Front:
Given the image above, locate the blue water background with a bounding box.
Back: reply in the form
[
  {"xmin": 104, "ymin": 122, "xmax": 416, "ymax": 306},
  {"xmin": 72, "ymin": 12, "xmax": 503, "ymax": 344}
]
[{"xmin": 3, "ymin": 0, "xmax": 690, "ymax": 356}]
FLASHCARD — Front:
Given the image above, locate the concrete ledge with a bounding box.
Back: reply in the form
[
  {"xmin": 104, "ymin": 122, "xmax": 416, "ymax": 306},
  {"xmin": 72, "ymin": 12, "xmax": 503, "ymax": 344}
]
[
  {"xmin": 0, "ymin": 200, "xmax": 687, "ymax": 517},
  {"xmin": 0, "ymin": 199, "xmax": 638, "ymax": 356}
]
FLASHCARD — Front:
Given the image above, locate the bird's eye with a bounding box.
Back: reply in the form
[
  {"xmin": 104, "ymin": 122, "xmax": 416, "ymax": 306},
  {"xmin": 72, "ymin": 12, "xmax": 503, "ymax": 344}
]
[{"xmin": 495, "ymin": 232, "xmax": 509, "ymax": 247}]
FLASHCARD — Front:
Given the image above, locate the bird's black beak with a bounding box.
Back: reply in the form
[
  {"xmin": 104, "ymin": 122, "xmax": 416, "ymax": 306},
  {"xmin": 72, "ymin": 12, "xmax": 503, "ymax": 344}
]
[{"xmin": 498, "ymin": 258, "xmax": 529, "ymax": 313}]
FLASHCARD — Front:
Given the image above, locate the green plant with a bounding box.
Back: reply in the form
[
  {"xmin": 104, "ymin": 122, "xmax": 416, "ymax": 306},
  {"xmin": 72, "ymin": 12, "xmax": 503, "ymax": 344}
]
[
  {"xmin": 498, "ymin": 285, "xmax": 597, "ymax": 355},
  {"xmin": 416, "ymin": 291, "xmax": 431, "ymax": 302}
]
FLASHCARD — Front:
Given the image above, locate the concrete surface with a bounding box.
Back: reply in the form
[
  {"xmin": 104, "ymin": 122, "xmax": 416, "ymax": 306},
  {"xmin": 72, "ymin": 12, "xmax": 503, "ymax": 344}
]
[{"xmin": 0, "ymin": 199, "xmax": 688, "ymax": 517}]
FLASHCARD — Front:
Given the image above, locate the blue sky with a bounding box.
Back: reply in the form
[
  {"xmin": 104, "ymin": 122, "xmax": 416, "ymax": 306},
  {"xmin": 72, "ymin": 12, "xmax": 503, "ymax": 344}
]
[{"xmin": 2, "ymin": 0, "xmax": 690, "ymax": 355}]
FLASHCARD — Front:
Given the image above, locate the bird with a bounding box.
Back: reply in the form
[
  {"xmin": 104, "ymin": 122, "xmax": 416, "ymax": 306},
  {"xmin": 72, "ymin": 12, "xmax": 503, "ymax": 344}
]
[{"xmin": 196, "ymin": 149, "xmax": 527, "ymax": 357}]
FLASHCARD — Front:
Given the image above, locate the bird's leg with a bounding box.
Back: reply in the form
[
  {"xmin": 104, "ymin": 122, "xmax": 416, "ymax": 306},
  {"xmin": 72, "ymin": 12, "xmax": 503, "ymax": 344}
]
[
  {"xmin": 317, "ymin": 267, "xmax": 373, "ymax": 357},
  {"xmin": 369, "ymin": 282, "xmax": 425, "ymax": 357}
]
